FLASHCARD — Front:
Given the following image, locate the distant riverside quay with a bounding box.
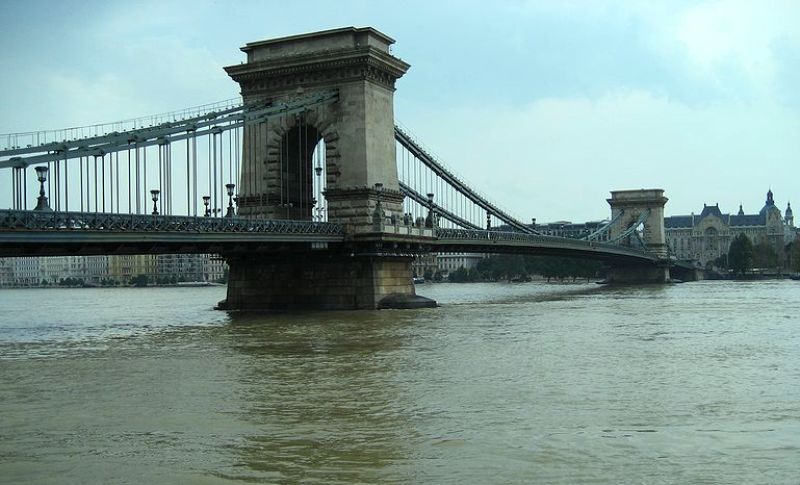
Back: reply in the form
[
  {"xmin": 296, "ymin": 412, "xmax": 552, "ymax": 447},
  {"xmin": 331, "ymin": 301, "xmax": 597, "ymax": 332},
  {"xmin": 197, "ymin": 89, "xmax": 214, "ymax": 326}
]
[{"xmin": 0, "ymin": 253, "xmax": 226, "ymax": 287}]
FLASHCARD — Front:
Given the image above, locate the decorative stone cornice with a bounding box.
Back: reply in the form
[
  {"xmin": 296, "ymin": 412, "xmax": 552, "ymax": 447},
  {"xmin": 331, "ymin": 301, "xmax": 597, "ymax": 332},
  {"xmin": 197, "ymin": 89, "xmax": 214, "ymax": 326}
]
[
  {"xmin": 324, "ymin": 186, "xmax": 404, "ymax": 203},
  {"xmin": 225, "ymin": 46, "xmax": 410, "ymax": 93}
]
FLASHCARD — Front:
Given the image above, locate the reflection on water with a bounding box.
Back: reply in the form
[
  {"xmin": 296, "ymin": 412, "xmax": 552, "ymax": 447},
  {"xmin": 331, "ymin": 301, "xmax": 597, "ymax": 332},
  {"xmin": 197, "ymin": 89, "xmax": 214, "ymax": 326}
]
[
  {"xmin": 218, "ymin": 313, "xmax": 416, "ymax": 483},
  {"xmin": 1, "ymin": 281, "xmax": 800, "ymax": 484}
]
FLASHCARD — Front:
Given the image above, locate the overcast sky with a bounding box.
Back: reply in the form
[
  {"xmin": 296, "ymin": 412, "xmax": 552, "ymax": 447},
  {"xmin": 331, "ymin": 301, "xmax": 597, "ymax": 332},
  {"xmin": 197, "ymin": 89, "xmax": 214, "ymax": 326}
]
[{"xmin": 1, "ymin": 0, "xmax": 798, "ymax": 222}]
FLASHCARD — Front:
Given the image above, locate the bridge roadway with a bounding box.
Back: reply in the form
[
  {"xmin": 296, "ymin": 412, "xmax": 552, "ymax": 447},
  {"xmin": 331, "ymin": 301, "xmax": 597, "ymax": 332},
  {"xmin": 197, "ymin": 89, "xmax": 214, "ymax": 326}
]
[{"xmin": 0, "ymin": 210, "xmax": 661, "ymax": 265}]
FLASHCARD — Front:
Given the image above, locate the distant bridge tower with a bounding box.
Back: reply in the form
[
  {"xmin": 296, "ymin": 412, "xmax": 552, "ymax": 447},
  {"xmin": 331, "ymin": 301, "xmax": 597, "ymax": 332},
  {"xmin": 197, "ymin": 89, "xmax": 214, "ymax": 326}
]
[
  {"xmin": 606, "ymin": 189, "xmax": 670, "ymax": 283},
  {"xmin": 219, "ymin": 27, "xmax": 434, "ymax": 310}
]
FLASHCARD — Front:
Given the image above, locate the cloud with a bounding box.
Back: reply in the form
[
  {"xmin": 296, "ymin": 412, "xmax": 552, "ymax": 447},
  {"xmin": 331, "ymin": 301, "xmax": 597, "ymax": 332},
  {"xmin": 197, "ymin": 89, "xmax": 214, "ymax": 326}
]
[
  {"xmin": 503, "ymin": 0, "xmax": 800, "ymax": 105},
  {"xmin": 2, "ymin": 0, "xmax": 797, "ymax": 218},
  {"xmin": 399, "ymin": 89, "xmax": 799, "ymax": 222},
  {"xmin": 674, "ymin": 0, "xmax": 800, "ymax": 94},
  {"xmin": 676, "ymin": 1, "xmax": 800, "ymax": 66}
]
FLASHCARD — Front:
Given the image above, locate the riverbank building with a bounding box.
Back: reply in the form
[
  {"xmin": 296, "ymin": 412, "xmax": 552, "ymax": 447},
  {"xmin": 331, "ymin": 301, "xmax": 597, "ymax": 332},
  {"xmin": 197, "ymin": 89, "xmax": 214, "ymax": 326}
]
[{"xmin": 664, "ymin": 190, "xmax": 796, "ymax": 267}]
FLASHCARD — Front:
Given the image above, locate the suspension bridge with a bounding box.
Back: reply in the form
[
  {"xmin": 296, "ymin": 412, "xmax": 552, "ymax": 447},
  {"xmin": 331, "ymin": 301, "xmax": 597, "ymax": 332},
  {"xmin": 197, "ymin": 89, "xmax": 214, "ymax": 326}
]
[{"xmin": 0, "ymin": 27, "xmax": 686, "ymax": 310}]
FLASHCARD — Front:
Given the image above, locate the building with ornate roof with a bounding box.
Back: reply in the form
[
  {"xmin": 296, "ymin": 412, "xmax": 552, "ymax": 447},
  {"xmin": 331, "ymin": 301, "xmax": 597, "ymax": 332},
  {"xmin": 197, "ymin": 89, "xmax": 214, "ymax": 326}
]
[{"xmin": 664, "ymin": 190, "xmax": 796, "ymax": 267}]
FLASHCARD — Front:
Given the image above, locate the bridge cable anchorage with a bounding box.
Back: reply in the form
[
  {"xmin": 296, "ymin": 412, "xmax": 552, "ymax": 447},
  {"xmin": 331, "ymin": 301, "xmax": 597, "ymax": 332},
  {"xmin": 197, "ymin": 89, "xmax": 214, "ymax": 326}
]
[{"xmin": 394, "ymin": 125, "xmax": 539, "ymax": 234}]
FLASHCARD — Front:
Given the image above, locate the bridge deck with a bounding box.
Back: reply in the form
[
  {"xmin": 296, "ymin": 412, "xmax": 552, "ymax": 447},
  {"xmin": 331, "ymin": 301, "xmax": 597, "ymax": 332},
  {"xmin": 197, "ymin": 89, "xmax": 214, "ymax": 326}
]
[
  {"xmin": 0, "ymin": 210, "xmax": 345, "ymax": 256},
  {"xmin": 0, "ymin": 210, "xmax": 664, "ymax": 264},
  {"xmin": 432, "ymin": 229, "xmax": 660, "ymax": 264}
]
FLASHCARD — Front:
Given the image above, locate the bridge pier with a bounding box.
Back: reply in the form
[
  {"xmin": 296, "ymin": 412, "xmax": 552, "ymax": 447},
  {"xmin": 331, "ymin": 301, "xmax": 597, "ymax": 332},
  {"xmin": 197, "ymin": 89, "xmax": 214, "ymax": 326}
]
[
  {"xmin": 669, "ymin": 264, "xmax": 705, "ymax": 282},
  {"xmin": 218, "ymin": 252, "xmax": 435, "ymax": 311}
]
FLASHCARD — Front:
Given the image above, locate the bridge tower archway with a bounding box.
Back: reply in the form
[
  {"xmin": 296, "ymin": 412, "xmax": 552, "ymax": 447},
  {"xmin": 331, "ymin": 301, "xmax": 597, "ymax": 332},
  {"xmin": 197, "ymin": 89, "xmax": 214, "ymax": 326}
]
[
  {"xmin": 225, "ymin": 27, "xmax": 409, "ymax": 231},
  {"xmin": 607, "ymin": 189, "xmax": 669, "ymax": 258},
  {"xmin": 604, "ymin": 189, "xmax": 670, "ymax": 284},
  {"xmin": 239, "ymin": 112, "xmax": 338, "ymax": 222}
]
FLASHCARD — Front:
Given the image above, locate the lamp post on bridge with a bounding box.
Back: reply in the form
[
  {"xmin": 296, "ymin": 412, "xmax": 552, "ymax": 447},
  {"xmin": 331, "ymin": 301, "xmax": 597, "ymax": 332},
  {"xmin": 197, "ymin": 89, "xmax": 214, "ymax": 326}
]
[
  {"xmin": 203, "ymin": 195, "xmax": 211, "ymax": 217},
  {"xmin": 425, "ymin": 192, "xmax": 437, "ymax": 228},
  {"xmin": 280, "ymin": 202, "xmax": 293, "ymax": 219},
  {"xmin": 486, "ymin": 211, "xmax": 492, "ymax": 231},
  {"xmin": 34, "ymin": 166, "xmax": 51, "ymax": 211},
  {"xmin": 225, "ymin": 183, "xmax": 236, "ymax": 218},
  {"xmin": 150, "ymin": 189, "xmax": 160, "ymax": 215}
]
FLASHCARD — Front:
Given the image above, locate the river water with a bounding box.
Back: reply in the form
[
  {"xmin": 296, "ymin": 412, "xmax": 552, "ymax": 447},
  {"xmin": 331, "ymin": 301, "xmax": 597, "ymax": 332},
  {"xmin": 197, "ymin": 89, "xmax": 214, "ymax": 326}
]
[{"xmin": 1, "ymin": 281, "xmax": 799, "ymax": 484}]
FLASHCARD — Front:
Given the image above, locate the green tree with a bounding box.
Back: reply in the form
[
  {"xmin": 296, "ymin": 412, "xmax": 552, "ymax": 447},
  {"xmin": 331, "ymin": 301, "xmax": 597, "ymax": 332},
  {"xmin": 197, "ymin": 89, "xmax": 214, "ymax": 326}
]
[
  {"xmin": 790, "ymin": 241, "xmax": 800, "ymax": 272},
  {"xmin": 728, "ymin": 233, "xmax": 753, "ymax": 276},
  {"xmin": 469, "ymin": 254, "xmax": 601, "ymax": 282},
  {"xmin": 130, "ymin": 274, "xmax": 149, "ymax": 287},
  {"xmin": 752, "ymin": 240, "xmax": 779, "ymax": 270},
  {"xmin": 448, "ymin": 266, "xmax": 470, "ymax": 282}
]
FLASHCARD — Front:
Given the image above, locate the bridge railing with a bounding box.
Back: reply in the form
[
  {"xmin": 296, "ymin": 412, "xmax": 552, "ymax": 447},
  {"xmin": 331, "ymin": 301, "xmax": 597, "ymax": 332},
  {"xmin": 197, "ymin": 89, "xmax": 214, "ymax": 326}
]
[
  {"xmin": 0, "ymin": 209, "xmax": 344, "ymax": 235},
  {"xmin": 435, "ymin": 228, "xmax": 654, "ymax": 256}
]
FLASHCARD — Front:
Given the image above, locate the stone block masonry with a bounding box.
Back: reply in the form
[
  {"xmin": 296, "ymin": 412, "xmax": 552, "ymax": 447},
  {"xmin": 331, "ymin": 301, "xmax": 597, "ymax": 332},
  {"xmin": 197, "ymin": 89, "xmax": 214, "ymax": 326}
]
[{"xmin": 219, "ymin": 252, "xmax": 434, "ymax": 310}]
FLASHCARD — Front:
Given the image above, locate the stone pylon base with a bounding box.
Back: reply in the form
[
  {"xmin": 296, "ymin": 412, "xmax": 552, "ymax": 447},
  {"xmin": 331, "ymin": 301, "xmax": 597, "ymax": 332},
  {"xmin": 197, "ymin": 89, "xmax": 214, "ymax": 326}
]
[
  {"xmin": 218, "ymin": 252, "xmax": 436, "ymax": 311},
  {"xmin": 605, "ymin": 264, "xmax": 670, "ymax": 284}
]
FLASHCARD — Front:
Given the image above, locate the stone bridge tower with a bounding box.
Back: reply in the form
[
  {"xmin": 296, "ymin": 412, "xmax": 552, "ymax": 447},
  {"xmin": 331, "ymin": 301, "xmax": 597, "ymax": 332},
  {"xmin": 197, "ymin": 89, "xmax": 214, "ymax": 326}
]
[
  {"xmin": 606, "ymin": 189, "xmax": 670, "ymax": 283},
  {"xmin": 218, "ymin": 27, "xmax": 434, "ymax": 311},
  {"xmin": 224, "ymin": 27, "xmax": 409, "ymax": 230}
]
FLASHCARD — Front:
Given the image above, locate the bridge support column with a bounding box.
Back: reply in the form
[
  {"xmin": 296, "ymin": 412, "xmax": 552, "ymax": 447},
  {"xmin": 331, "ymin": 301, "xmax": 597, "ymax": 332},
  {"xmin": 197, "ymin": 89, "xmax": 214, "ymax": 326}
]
[
  {"xmin": 218, "ymin": 252, "xmax": 436, "ymax": 311},
  {"xmin": 669, "ymin": 265, "xmax": 705, "ymax": 282}
]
